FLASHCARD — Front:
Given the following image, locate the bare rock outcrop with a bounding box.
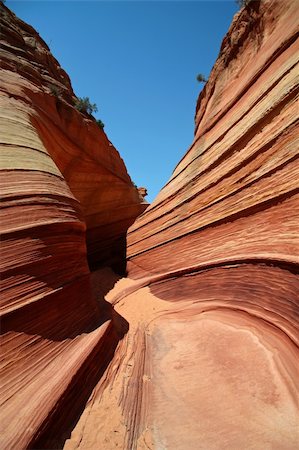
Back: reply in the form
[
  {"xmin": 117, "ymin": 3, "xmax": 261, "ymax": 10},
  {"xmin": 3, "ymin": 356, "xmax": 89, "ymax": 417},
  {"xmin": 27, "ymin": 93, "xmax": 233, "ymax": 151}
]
[
  {"xmin": 65, "ymin": 1, "xmax": 299, "ymax": 449},
  {"xmin": 0, "ymin": 3, "xmax": 144, "ymax": 449},
  {"xmin": 1, "ymin": 0, "xmax": 298, "ymax": 449},
  {"xmin": 0, "ymin": 4, "xmax": 145, "ymax": 273}
]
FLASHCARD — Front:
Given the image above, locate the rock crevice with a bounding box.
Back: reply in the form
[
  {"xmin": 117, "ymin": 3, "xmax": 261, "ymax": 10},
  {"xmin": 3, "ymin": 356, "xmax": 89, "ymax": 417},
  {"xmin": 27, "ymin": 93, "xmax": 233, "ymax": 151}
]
[{"xmin": 1, "ymin": 1, "xmax": 298, "ymax": 449}]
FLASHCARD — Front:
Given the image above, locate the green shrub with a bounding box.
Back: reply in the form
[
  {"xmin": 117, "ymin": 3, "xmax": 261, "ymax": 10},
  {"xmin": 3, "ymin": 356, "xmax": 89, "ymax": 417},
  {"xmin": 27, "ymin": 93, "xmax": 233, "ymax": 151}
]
[
  {"xmin": 196, "ymin": 73, "xmax": 207, "ymax": 83},
  {"xmin": 48, "ymin": 83, "xmax": 62, "ymax": 97},
  {"xmin": 75, "ymin": 97, "xmax": 98, "ymax": 115},
  {"xmin": 96, "ymin": 119, "xmax": 105, "ymax": 129}
]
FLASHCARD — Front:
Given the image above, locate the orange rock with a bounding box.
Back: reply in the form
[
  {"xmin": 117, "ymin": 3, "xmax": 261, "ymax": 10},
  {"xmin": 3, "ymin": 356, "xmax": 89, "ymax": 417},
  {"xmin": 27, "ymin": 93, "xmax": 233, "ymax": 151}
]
[
  {"xmin": 1, "ymin": 0, "xmax": 298, "ymax": 449},
  {"xmin": 0, "ymin": 3, "xmax": 144, "ymax": 449},
  {"xmin": 121, "ymin": 1, "xmax": 299, "ymax": 448},
  {"xmin": 70, "ymin": 1, "xmax": 298, "ymax": 448}
]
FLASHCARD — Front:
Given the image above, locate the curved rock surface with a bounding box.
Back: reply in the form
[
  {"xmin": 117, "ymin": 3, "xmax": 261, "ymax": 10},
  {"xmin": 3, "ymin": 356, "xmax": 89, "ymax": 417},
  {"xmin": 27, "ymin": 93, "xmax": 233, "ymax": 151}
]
[
  {"xmin": 1, "ymin": 0, "xmax": 298, "ymax": 449},
  {"xmin": 0, "ymin": 4, "xmax": 146, "ymax": 274},
  {"xmin": 65, "ymin": 1, "xmax": 299, "ymax": 449},
  {"xmin": 0, "ymin": 3, "xmax": 144, "ymax": 449}
]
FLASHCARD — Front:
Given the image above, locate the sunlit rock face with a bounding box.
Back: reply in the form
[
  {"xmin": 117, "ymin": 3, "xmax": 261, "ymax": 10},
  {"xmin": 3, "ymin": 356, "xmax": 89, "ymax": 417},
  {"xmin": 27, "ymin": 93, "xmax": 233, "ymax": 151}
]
[
  {"xmin": 121, "ymin": 0, "xmax": 299, "ymax": 448},
  {"xmin": 1, "ymin": 0, "xmax": 298, "ymax": 449},
  {"xmin": 0, "ymin": 3, "xmax": 145, "ymax": 449},
  {"xmin": 0, "ymin": 4, "xmax": 146, "ymax": 274},
  {"xmin": 55, "ymin": 0, "xmax": 299, "ymax": 447}
]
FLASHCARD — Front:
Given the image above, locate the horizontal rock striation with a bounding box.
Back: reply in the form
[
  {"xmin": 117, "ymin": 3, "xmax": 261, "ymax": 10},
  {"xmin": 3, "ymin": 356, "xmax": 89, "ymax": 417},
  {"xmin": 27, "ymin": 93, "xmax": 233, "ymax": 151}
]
[
  {"xmin": 0, "ymin": 4, "xmax": 146, "ymax": 274},
  {"xmin": 128, "ymin": 0, "xmax": 299, "ymax": 272},
  {"xmin": 65, "ymin": 1, "xmax": 299, "ymax": 449},
  {"xmin": 0, "ymin": 3, "xmax": 144, "ymax": 449},
  {"xmin": 1, "ymin": 0, "xmax": 298, "ymax": 449}
]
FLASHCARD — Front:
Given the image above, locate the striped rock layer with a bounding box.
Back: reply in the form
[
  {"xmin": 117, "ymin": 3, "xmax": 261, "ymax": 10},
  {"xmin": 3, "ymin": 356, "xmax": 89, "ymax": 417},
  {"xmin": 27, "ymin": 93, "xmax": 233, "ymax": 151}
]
[
  {"xmin": 1, "ymin": 0, "xmax": 298, "ymax": 449},
  {"xmin": 0, "ymin": 4, "xmax": 145, "ymax": 449},
  {"xmin": 65, "ymin": 1, "xmax": 299, "ymax": 449}
]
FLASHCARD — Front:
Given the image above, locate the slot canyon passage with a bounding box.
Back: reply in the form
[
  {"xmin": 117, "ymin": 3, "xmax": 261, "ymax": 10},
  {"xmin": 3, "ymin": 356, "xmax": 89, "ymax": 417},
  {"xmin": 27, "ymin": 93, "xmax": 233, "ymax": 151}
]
[{"xmin": 0, "ymin": 1, "xmax": 299, "ymax": 449}]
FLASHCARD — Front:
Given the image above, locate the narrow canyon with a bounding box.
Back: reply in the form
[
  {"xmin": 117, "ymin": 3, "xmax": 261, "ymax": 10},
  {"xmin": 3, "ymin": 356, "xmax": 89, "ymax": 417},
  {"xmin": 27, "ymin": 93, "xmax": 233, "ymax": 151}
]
[{"xmin": 0, "ymin": 1, "xmax": 298, "ymax": 449}]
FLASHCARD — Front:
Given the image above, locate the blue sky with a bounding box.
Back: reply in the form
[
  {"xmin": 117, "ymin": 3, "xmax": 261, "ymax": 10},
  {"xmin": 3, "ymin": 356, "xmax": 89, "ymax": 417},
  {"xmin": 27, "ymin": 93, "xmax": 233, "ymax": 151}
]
[{"xmin": 8, "ymin": 1, "xmax": 239, "ymax": 202}]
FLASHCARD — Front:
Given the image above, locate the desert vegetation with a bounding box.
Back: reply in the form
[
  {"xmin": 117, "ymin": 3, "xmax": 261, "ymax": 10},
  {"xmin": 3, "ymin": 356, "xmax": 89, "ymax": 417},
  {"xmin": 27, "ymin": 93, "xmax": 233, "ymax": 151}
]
[{"xmin": 196, "ymin": 73, "xmax": 207, "ymax": 83}]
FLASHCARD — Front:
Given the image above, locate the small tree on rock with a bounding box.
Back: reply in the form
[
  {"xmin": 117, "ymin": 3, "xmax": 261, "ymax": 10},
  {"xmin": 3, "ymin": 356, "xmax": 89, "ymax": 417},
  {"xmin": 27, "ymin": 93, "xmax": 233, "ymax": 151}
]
[
  {"xmin": 196, "ymin": 73, "xmax": 207, "ymax": 83},
  {"xmin": 75, "ymin": 97, "xmax": 98, "ymax": 115},
  {"xmin": 96, "ymin": 119, "xmax": 105, "ymax": 129}
]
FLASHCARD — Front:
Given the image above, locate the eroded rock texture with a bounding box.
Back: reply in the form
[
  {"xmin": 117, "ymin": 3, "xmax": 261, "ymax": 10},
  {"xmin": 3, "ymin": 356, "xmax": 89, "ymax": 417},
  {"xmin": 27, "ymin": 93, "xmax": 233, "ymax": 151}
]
[
  {"xmin": 0, "ymin": 4, "xmax": 144, "ymax": 449},
  {"xmin": 65, "ymin": 1, "xmax": 299, "ymax": 449},
  {"xmin": 1, "ymin": 0, "xmax": 298, "ymax": 449}
]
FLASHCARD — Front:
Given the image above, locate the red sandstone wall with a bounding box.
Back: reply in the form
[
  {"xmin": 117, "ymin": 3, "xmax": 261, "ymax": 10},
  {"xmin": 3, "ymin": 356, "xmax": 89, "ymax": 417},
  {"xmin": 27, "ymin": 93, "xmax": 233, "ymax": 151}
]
[
  {"xmin": 63, "ymin": 3, "xmax": 299, "ymax": 449},
  {"xmin": 0, "ymin": 1, "xmax": 298, "ymax": 449},
  {"xmin": 122, "ymin": 1, "xmax": 298, "ymax": 448},
  {"xmin": 128, "ymin": 0, "xmax": 298, "ymax": 276},
  {"xmin": 0, "ymin": 4, "xmax": 144, "ymax": 448}
]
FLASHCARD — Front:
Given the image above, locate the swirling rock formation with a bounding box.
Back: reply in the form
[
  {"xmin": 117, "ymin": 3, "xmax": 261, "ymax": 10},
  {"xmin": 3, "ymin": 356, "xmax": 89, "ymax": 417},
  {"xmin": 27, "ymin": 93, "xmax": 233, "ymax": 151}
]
[
  {"xmin": 0, "ymin": 3, "xmax": 145, "ymax": 449},
  {"xmin": 0, "ymin": 4, "xmax": 146, "ymax": 274},
  {"xmin": 65, "ymin": 1, "xmax": 299, "ymax": 449},
  {"xmin": 1, "ymin": 0, "xmax": 298, "ymax": 449}
]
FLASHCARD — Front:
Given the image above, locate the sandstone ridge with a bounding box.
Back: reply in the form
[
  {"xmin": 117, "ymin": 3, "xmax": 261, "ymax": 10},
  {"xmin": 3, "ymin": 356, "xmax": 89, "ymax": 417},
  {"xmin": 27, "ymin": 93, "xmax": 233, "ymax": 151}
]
[
  {"xmin": 66, "ymin": 1, "xmax": 299, "ymax": 448},
  {"xmin": 1, "ymin": 1, "xmax": 298, "ymax": 449},
  {"xmin": 0, "ymin": 3, "xmax": 145, "ymax": 449}
]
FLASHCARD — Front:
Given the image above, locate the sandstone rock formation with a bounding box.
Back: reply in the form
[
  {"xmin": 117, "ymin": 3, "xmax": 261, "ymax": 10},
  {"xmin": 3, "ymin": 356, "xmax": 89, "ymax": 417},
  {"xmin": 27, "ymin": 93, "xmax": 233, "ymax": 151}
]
[
  {"xmin": 65, "ymin": 1, "xmax": 299, "ymax": 449},
  {"xmin": 1, "ymin": 0, "xmax": 298, "ymax": 449},
  {"xmin": 0, "ymin": 3, "xmax": 145, "ymax": 449},
  {"xmin": 137, "ymin": 186, "xmax": 148, "ymax": 200},
  {"xmin": 0, "ymin": 4, "xmax": 146, "ymax": 273}
]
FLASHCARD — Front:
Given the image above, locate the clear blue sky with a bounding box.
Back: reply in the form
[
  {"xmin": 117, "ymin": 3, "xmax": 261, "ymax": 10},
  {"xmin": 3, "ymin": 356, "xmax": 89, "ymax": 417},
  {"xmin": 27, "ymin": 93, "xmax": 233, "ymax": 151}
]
[{"xmin": 8, "ymin": 1, "xmax": 239, "ymax": 202}]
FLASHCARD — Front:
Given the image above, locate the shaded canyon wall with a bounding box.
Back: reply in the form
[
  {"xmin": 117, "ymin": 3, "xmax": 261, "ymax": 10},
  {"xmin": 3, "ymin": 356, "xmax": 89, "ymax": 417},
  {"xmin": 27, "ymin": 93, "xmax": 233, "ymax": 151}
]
[
  {"xmin": 0, "ymin": 3, "xmax": 145, "ymax": 449},
  {"xmin": 0, "ymin": 1, "xmax": 298, "ymax": 449}
]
